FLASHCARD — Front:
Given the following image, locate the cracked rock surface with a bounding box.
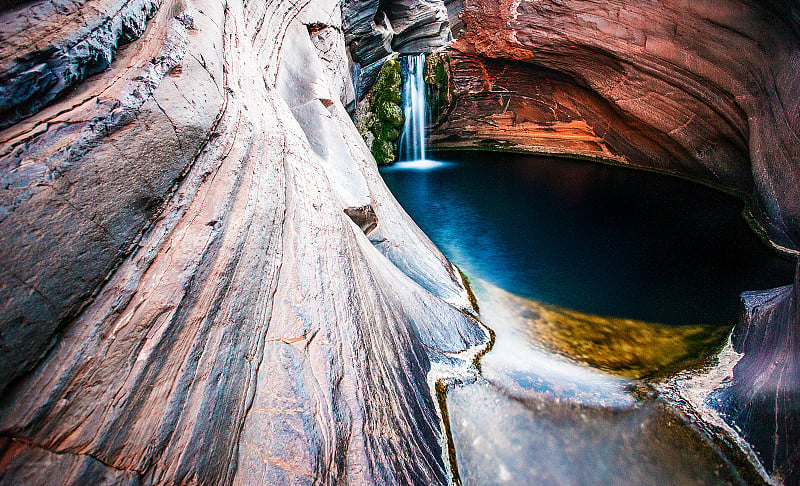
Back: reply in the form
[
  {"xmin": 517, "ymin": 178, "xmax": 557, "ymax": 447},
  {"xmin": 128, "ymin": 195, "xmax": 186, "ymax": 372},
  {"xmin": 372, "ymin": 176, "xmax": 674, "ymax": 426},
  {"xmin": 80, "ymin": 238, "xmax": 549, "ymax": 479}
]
[{"xmin": 0, "ymin": 0, "xmax": 488, "ymax": 483}]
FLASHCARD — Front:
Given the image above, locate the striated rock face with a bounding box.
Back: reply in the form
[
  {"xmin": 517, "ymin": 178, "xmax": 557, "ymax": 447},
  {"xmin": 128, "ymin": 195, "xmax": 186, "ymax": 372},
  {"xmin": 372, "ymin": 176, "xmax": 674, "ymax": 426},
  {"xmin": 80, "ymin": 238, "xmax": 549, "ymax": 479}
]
[
  {"xmin": 343, "ymin": 0, "xmax": 451, "ymax": 99},
  {"xmin": 430, "ymin": 51, "xmax": 657, "ymax": 165},
  {"xmin": 0, "ymin": 0, "xmax": 488, "ymax": 483},
  {"xmin": 1, "ymin": 0, "xmax": 207, "ymax": 393},
  {"xmin": 0, "ymin": 0, "xmax": 160, "ymax": 131},
  {"xmin": 444, "ymin": 0, "xmax": 800, "ymax": 253},
  {"xmin": 710, "ymin": 265, "xmax": 800, "ymax": 483}
]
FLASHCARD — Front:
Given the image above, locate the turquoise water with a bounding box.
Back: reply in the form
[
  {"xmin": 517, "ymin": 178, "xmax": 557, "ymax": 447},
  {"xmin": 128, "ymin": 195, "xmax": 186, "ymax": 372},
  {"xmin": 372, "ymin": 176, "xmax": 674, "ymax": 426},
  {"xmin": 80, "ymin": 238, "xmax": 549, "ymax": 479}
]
[{"xmin": 380, "ymin": 152, "xmax": 787, "ymax": 484}]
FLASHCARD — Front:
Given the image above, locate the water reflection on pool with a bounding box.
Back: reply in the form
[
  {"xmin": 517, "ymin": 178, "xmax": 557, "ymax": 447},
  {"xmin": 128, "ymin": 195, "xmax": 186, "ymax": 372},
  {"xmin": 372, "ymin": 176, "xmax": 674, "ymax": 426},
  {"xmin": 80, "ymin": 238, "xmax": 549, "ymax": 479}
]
[{"xmin": 380, "ymin": 152, "xmax": 794, "ymax": 324}]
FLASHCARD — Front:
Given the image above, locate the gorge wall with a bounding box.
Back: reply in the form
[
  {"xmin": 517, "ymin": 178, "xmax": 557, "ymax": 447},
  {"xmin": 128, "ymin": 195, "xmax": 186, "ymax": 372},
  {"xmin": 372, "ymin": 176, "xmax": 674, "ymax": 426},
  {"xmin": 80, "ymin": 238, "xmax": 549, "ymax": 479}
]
[
  {"xmin": 0, "ymin": 0, "xmax": 489, "ymax": 483},
  {"xmin": 1, "ymin": 0, "xmax": 800, "ymax": 484},
  {"xmin": 441, "ymin": 0, "xmax": 800, "ymax": 254}
]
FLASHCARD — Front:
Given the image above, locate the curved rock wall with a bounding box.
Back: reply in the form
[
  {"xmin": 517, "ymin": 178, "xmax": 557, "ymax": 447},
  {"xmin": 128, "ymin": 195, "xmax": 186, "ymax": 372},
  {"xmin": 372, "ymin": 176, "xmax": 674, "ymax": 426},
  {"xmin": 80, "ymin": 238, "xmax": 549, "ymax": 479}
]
[
  {"xmin": 445, "ymin": 0, "xmax": 800, "ymax": 253},
  {"xmin": 0, "ymin": 0, "xmax": 488, "ymax": 483},
  {"xmin": 343, "ymin": 0, "xmax": 451, "ymax": 99},
  {"xmin": 710, "ymin": 267, "xmax": 800, "ymax": 483}
]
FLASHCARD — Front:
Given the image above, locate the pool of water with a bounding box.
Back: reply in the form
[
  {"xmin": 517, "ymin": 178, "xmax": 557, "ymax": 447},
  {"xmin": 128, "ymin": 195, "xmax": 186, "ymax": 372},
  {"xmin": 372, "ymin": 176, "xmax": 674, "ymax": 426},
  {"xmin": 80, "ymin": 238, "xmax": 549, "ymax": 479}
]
[
  {"xmin": 380, "ymin": 153, "xmax": 794, "ymax": 324},
  {"xmin": 380, "ymin": 152, "xmax": 793, "ymax": 484}
]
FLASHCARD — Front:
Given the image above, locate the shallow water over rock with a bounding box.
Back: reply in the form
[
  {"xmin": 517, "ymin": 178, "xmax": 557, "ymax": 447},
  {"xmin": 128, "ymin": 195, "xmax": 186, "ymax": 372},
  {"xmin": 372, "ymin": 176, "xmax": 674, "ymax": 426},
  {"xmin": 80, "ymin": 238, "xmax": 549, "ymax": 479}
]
[
  {"xmin": 442, "ymin": 279, "xmax": 753, "ymax": 484},
  {"xmin": 379, "ymin": 153, "xmax": 790, "ymax": 483}
]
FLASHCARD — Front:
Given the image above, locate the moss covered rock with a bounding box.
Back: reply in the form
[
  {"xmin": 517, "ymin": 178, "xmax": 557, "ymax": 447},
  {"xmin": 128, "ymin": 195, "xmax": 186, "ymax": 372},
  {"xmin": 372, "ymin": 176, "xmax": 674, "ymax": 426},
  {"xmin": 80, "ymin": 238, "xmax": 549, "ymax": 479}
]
[
  {"xmin": 364, "ymin": 54, "xmax": 404, "ymax": 165},
  {"xmin": 423, "ymin": 50, "xmax": 455, "ymax": 125},
  {"xmin": 377, "ymin": 100, "xmax": 404, "ymax": 125},
  {"xmin": 381, "ymin": 126, "xmax": 400, "ymax": 141},
  {"xmin": 371, "ymin": 139, "xmax": 395, "ymax": 163}
]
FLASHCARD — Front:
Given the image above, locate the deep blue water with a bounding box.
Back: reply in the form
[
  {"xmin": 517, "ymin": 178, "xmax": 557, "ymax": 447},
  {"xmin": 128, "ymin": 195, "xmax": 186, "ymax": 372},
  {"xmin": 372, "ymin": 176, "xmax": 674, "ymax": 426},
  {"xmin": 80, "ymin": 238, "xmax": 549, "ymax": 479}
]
[{"xmin": 380, "ymin": 153, "xmax": 796, "ymax": 324}]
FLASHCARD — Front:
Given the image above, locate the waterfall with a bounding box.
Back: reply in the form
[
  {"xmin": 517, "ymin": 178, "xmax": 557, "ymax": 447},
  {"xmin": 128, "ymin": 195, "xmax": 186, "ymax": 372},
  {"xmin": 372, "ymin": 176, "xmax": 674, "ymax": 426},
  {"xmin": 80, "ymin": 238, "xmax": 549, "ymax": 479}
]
[{"xmin": 399, "ymin": 54, "xmax": 428, "ymax": 161}]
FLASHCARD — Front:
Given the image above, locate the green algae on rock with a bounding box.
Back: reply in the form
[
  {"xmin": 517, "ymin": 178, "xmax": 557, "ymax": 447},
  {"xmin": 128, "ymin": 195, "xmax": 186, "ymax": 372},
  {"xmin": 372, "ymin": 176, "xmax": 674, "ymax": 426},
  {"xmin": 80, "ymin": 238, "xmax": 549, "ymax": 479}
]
[
  {"xmin": 423, "ymin": 50, "xmax": 457, "ymax": 126},
  {"xmin": 361, "ymin": 54, "xmax": 404, "ymax": 165},
  {"xmin": 514, "ymin": 294, "xmax": 731, "ymax": 381}
]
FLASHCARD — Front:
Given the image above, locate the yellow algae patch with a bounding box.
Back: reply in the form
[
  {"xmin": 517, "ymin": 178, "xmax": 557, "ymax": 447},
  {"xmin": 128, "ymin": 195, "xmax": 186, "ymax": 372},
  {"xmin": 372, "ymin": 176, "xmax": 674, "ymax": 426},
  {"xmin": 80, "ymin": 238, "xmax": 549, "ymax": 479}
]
[{"xmin": 481, "ymin": 283, "xmax": 730, "ymax": 380}]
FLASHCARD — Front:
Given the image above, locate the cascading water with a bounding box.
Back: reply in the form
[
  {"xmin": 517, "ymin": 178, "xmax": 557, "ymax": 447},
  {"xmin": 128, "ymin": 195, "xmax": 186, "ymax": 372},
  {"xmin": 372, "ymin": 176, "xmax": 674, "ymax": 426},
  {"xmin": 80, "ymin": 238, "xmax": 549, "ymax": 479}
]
[{"xmin": 399, "ymin": 54, "xmax": 428, "ymax": 161}]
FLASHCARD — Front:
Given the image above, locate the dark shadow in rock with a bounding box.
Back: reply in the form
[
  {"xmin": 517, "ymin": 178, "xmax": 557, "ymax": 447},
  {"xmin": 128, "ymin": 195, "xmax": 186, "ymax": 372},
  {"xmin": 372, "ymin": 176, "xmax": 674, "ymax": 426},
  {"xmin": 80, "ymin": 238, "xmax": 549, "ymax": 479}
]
[
  {"xmin": 709, "ymin": 260, "xmax": 800, "ymax": 483},
  {"xmin": 344, "ymin": 204, "xmax": 378, "ymax": 234}
]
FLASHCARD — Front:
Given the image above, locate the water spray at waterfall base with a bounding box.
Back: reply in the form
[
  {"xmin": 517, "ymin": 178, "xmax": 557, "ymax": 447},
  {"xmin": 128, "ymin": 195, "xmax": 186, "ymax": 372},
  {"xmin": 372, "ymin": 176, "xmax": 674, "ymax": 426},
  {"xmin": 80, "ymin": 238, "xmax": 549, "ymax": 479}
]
[{"xmin": 391, "ymin": 54, "xmax": 451, "ymax": 170}]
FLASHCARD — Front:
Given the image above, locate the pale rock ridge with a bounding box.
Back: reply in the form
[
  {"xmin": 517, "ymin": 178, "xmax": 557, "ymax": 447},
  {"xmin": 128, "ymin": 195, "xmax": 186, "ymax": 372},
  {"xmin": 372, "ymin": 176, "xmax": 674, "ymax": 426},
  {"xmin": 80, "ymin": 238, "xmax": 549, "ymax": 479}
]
[{"xmin": 0, "ymin": 0, "xmax": 488, "ymax": 483}]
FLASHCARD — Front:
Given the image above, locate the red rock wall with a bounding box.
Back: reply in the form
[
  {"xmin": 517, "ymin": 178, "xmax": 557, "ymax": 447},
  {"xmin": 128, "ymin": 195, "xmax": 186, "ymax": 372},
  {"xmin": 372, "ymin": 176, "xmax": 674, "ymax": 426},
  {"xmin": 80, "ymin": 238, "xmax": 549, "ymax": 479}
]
[
  {"xmin": 432, "ymin": 51, "xmax": 721, "ymax": 182},
  {"xmin": 442, "ymin": 0, "xmax": 800, "ymax": 252}
]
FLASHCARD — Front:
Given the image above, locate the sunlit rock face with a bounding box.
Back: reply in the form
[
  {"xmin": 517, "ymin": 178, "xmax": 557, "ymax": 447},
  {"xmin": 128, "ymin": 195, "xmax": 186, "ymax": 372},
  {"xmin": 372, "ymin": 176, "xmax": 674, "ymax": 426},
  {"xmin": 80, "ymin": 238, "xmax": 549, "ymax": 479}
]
[
  {"xmin": 435, "ymin": 0, "xmax": 800, "ymax": 482},
  {"xmin": 0, "ymin": 0, "xmax": 488, "ymax": 483}
]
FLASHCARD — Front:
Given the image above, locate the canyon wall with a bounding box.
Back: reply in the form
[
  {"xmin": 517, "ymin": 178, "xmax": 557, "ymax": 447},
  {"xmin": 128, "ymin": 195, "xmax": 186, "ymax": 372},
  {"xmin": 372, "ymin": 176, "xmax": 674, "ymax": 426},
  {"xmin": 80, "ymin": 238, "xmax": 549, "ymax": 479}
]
[
  {"xmin": 0, "ymin": 0, "xmax": 488, "ymax": 483},
  {"xmin": 441, "ymin": 0, "xmax": 800, "ymax": 254},
  {"xmin": 429, "ymin": 0, "xmax": 800, "ymax": 482},
  {"xmin": 2, "ymin": 0, "xmax": 799, "ymax": 483}
]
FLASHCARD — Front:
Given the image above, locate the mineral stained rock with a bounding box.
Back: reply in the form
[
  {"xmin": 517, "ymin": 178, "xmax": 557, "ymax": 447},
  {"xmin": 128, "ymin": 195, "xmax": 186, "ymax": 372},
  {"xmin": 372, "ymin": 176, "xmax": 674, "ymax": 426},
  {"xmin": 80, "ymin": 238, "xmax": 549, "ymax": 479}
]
[{"xmin": 0, "ymin": 0, "xmax": 488, "ymax": 483}]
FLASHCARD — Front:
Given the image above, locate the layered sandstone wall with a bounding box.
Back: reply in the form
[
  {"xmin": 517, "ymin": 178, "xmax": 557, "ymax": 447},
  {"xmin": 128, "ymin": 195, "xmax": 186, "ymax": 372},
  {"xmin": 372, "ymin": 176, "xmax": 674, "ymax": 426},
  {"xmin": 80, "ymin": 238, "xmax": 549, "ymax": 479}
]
[
  {"xmin": 441, "ymin": 0, "xmax": 800, "ymax": 253},
  {"xmin": 0, "ymin": 0, "xmax": 488, "ymax": 483}
]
